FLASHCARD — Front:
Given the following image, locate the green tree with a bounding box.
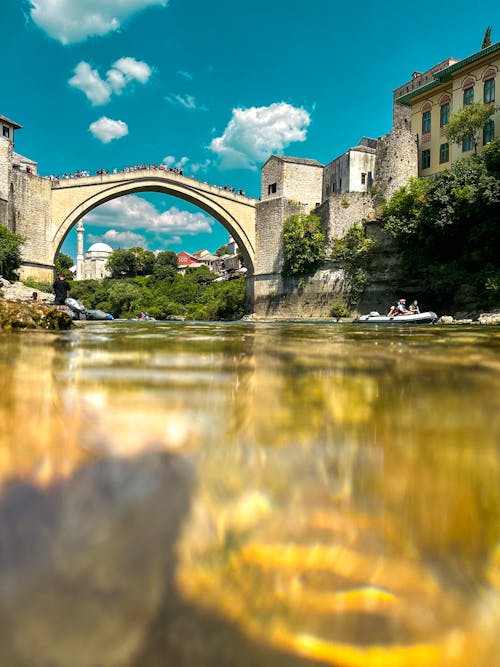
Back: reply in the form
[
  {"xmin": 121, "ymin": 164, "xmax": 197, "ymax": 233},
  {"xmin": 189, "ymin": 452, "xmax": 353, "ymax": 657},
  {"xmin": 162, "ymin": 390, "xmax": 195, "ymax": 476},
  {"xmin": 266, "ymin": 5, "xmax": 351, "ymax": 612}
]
[
  {"xmin": 0, "ymin": 225, "xmax": 25, "ymax": 280},
  {"xmin": 481, "ymin": 26, "xmax": 492, "ymax": 49},
  {"xmin": 54, "ymin": 252, "xmax": 74, "ymax": 280},
  {"xmin": 153, "ymin": 250, "xmax": 178, "ymax": 280},
  {"xmin": 381, "ymin": 157, "xmax": 500, "ymax": 308},
  {"xmin": 129, "ymin": 247, "xmax": 156, "ymax": 276},
  {"xmin": 480, "ymin": 137, "xmax": 500, "ymax": 175},
  {"xmin": 106, "ymin": 248, "xmax": 138, "ymax": 277},
  {"xmin": 445, "ymin": 102, "xmax": 496, "ymax": 154},
  {"xmin": 215, "ymin": 244, "xmax": 228, "ymax": 256},
  {"xmin": 282, "ymin": 213, "xmax": 326, "ymax": 277}
]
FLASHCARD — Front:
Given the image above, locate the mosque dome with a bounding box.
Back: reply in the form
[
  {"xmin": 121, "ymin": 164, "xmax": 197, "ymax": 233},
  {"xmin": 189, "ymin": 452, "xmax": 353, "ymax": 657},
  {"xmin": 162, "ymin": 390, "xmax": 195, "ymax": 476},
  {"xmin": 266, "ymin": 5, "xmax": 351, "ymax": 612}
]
[{"xmin": 87, "ymin": 242, "xmax": 113, "ymax": 253}]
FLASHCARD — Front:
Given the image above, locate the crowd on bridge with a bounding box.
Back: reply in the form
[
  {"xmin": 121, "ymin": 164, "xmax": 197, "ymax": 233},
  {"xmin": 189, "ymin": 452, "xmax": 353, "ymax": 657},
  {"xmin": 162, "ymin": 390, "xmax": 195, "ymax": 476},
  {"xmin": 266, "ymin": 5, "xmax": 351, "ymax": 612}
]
[{"xmin": 45, "ymin": 163, "xmax": 245, "ymax": 196}]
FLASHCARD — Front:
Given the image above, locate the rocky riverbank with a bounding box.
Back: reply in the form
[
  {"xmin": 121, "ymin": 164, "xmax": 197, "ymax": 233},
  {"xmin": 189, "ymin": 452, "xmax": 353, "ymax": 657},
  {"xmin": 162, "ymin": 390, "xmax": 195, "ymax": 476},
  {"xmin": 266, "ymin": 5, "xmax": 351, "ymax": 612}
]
[{"xmin": 0, "ymin": 278, "xmax": 73, "ymax": 330}]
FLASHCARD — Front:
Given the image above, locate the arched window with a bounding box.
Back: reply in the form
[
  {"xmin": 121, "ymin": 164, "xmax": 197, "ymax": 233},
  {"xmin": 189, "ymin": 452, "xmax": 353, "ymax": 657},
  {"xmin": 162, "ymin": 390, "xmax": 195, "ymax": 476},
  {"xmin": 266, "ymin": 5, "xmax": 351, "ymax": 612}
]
[
  {"xmin": 484, "ymin": 78, "xmax": 495, "ymax": 104},
  {"xmin": 462, "ymin": 77, "xmax": 475, "ymax": 106},
  {"xmin": 421, "ymin": 103, "xmax": 432, "ymax": 134}
]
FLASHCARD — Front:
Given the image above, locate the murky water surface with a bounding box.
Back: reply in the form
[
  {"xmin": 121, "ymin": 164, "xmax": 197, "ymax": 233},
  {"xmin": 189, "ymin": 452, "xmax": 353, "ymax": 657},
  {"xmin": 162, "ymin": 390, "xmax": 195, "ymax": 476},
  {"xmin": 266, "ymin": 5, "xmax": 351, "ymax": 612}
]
[{"xmin": 1, "ymin": 321, "xmax": 499, "ymax": 667}]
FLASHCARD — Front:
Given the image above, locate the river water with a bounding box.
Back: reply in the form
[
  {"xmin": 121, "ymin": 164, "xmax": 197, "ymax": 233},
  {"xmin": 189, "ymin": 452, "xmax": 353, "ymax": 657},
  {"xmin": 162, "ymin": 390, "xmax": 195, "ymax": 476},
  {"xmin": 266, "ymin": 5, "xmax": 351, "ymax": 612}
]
[{"xmin": 0, "ymin": 321, "xmax": 499, "ymax": 667}]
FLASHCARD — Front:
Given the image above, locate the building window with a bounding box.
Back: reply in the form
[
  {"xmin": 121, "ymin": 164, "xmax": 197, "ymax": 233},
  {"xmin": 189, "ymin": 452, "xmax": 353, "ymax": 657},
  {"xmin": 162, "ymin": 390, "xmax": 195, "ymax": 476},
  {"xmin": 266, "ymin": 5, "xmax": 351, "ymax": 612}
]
[
  {"xmin": 367, "ymin": 172, "xmax": 373, "ymax": 188},
  {"xmin": 361, "ymin": 173, "xmax": 366, "ymax": 185},
  {"xmin": 422, "ymin": 110, "xmax": 431, "ymax": 133},
  {"xmin": 462, "ymin": 135, "xmax": 474, "ymax": 152},
  {"xmin": 421, "ymin": 149, "xmax": 431, "ymax": 169},
  {"xmin": 484, "ymin": 78, "xmax": 495, "ymax": 104},
  {"xmin": 463, "ymin": 87, "xmax": 474, "ymax": 106},
  {"xmin": 2, "ymin": 126, "xmax": 10, "ymax": 138},
  {"xmin": 440, "ymin": 103, "xmax": 450, "ymax": 127},
  {"xmin": 483, "ymin": 120, "xmax": 495, "ymax": 145},
  {"xmin": 439, "ymin": 143, "xmax": 449, "ymax": 164},
  {"xmin": 267, "ymin": 182, "xmax": 277, "ymax": 195}
]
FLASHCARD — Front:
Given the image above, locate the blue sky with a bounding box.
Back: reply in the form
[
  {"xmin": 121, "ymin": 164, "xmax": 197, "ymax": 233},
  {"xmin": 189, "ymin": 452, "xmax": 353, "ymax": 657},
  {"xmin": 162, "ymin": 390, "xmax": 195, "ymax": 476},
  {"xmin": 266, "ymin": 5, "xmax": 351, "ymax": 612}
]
[{"xmin": 3, "ymin": 1, "xmax": 498, "ymax": 260}]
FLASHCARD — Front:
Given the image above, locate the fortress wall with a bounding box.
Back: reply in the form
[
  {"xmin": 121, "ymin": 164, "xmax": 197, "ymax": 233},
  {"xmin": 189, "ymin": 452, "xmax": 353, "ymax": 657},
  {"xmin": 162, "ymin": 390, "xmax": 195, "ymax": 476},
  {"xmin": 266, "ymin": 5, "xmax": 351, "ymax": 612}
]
[
  {"xmin": 315, "ymin": 191, "xmax": 376, "ymax": 244},
  {"xmin": 11, "ymin": 171, "xmax": 54, "ymax": 281},
  {"xmin": 374, "ymin": 129, "xmax": 418, "ymax": 201},
  {"xmin": 254, "ymin": 197, "xmax": 306, "ymax": 276},
  {"xmin": 250, "ymin": 265, "xmax": 346, "ymax": 318}
]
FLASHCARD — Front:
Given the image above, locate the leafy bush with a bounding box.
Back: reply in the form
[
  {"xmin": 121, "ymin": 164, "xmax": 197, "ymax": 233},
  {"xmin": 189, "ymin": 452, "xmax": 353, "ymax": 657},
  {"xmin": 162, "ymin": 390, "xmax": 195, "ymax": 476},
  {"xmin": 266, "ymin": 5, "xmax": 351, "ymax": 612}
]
[
  {"xmin": 0, "ymin": 225, "xmax": 25, "ymax": 280},
  {"xmin": 330, "ymin": 223, "xmax": 374, "ymax": 308},
  {"xmin": 22, "ymin": 277, "xmax": 53, "ymax": 293},
  {"xmin": 282, "ymin": 213, "xmax": 326, "ymax": 277},
  {"xmin": 330, "ymin": 303, "xmax": 350, "ymax": 319}
]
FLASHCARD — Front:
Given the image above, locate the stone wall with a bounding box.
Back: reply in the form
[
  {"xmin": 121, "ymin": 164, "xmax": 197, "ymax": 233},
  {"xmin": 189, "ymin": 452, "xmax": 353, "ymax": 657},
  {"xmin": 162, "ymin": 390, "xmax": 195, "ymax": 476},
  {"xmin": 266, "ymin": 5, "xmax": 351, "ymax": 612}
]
[
  {"xmin": 316, "ymin": 191, "xmax": 376, "ymax": 242},
  {"xmin": 11, "ymin": 171, "xmax": 54, "ymax": 281},
  {"xmin": 261, "ymin": 157, "xmax": 323, "ymax": 208},
  {"xmin": 250, "ymin": 265, "xmax": 346, "ymax": 318},
  {"xmin": 254, "ymin": 197, "xmax": 306, "ymax": 276},
  {"xmin": 374, "ymin": 129, "xmax": 418, "ymax": 201}
]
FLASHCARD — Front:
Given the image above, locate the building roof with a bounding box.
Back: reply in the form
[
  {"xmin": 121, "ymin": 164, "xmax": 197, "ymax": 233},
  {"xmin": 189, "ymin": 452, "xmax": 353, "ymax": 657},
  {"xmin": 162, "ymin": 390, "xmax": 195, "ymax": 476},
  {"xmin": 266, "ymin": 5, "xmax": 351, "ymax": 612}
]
[
  {"xmin": 12, "ymin": 152, "xmax": 37, "ymax": 165},
  {"xmin": 88, "ymin": 242, "xmax": 113, "ymax": 253},
  {"xmin": 396, "ymin": 41, "xmax": 500, "ymax": 106},
  {"xmin": 262, "ymin": 155, "xmax": 323, "ymax": 169},
  {"xmin": 0, "ymin": 114, "xmax": 22, "ymax": 130}
]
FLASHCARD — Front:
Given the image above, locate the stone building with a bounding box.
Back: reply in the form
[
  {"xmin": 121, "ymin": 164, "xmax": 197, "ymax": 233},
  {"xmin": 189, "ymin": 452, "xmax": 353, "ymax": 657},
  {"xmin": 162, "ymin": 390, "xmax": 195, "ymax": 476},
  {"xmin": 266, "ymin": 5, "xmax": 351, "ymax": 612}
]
[
  {"xmin": 393, "ymin": 41, "xmax": 499, "ymax": 176},
  {"xmin": 322, "ymin": 137, "xmax": 377, "ymax": 199}
]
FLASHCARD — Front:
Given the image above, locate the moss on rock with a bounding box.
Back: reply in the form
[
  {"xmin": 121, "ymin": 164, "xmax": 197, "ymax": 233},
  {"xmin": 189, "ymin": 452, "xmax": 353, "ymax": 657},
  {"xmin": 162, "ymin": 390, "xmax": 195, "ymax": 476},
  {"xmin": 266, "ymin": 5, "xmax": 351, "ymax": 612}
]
[{"xmin": 0, "ymin": 299, "xmax": 73, "ymax": 331}]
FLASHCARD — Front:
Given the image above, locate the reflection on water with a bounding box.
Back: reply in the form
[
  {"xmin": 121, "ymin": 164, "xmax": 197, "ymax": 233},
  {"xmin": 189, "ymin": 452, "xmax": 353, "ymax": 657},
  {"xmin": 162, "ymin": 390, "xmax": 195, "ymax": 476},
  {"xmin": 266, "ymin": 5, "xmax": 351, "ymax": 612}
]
[{"xmin": 0, "ymin": 321, "xmax": 499, "ymax": 666}]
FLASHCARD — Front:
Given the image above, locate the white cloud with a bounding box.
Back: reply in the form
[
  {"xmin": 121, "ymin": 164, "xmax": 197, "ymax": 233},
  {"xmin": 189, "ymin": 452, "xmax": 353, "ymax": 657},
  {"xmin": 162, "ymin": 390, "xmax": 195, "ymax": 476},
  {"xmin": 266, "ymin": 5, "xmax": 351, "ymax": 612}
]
[
  {"xmin": 69, "ymin": 62, "xmax": 112, "ymax": 105},
  {"xmin": 209, "ymin": 102, "xmax": 311, "ymax": 170},
  {"xmin": 86, "ymin": 196, "xmax": 214, "ymax": 236},
  {"xmin": 69, "ymin": 57, "xmax": 152, "ymax": 105},
  {"xmin": 89, "ymin": 117, "xmax": 129, "ymax": 143},
  {"xmin": 162, "ymin": 155, "xmax": 211, "ymax": 174},
  {"xmin": 176, "ymin": 70, "xmax": 193, "ymax": 80},
  {"xmin": 29, "ymin": 0, "xmax": 169, "ymax": 44},
  {"xmin": 162, "ymin": 155, "xmax": 189, "ymax": 169},
  {"xmin": 165, "ymin": 93, "xmax": 207, "ymax": 110},
  {"xmin": 88, "ymin": 230, "xmax": 147, "ymax": 248}
]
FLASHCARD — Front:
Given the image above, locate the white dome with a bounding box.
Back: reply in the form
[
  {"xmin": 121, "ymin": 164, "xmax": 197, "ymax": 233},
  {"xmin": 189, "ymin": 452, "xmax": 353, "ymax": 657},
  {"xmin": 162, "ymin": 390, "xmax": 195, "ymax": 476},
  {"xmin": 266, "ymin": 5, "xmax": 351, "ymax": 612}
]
[{"xmin": 87, "ymin": 242, "xmax": 113, "ymax": 253}]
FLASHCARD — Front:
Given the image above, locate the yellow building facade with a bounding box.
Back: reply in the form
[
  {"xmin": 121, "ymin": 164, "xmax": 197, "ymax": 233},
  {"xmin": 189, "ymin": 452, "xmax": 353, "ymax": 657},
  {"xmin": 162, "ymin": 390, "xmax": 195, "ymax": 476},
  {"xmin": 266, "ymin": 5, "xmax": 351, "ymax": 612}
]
[{"xmin": 395, "ymin": 42, "xmax": 499, "ymax": 176}]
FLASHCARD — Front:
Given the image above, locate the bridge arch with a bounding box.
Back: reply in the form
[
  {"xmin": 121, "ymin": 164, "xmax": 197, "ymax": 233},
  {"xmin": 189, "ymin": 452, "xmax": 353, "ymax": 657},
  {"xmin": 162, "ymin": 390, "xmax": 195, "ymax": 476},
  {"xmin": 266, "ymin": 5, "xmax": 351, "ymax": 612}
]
[{"xmin": 50, "ymin": 171, "xmax": 257, "ymax": 273}]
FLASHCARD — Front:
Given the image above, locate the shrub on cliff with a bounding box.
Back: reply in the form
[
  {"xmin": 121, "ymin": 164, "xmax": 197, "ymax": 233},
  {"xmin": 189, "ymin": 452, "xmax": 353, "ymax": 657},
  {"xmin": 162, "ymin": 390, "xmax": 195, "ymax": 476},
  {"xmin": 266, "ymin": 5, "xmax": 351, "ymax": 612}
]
[
  {"xmin": 0, "ymin": 226, "xmax": 25, "ymax": 281},
  {"xmin": 282, "ymin": 213, "xmax": 326, "ymax": 277}
]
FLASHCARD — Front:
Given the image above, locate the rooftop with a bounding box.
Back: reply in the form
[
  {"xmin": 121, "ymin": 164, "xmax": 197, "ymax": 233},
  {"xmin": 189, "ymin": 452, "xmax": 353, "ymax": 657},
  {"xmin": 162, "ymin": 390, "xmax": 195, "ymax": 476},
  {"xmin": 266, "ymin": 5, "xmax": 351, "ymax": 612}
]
[
  {"xmin": 262, "ymin": 155, "xmax": 323, "ymax": 168},
  {"xmin": 0, "ymin": 114, "xmax": 22, "ymax": 130}
]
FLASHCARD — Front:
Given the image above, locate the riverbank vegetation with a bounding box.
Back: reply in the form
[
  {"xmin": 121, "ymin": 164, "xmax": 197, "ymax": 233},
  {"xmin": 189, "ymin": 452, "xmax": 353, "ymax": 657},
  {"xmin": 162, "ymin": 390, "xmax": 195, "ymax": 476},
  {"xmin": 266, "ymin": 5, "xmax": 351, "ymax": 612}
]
[
  {"xmin": 0, "ymin": 226, "xmax": 25, "ymax": 281},
  {"xmin": 381, "ymin": 144, "xmax": 500, "ymax": 310},
  {"xmin": 282, "ymin": 213, "xmax": 327, "ymax": 277},
  {"xmin": 68, "ymin": 267, "xmax": 246, "ymax": 320}
]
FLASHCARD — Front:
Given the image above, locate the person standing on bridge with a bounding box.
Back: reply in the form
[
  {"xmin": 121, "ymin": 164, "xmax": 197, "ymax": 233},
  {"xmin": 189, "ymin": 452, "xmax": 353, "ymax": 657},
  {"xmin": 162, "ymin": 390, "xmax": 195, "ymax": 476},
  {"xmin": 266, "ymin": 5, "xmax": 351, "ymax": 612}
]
[{"xmin": 53, "ymin": 274, "xmax": 71, "ymax": 310}]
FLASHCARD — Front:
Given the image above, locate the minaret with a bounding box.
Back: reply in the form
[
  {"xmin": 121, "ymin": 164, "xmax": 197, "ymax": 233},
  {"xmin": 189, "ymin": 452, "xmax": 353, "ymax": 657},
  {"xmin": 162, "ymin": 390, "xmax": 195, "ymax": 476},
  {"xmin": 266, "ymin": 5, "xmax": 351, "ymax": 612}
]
[{"xmin": 76, "ymin": 220, "xmax": 85, "ymax": 280}]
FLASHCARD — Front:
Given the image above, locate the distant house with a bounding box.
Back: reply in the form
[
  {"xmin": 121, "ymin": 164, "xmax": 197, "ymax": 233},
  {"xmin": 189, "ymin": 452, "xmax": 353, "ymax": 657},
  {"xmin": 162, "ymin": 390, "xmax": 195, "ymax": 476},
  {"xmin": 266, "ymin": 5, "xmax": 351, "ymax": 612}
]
[{"xmin": 177, "ymin": 251, "xmax": 203, "ymax": 273}]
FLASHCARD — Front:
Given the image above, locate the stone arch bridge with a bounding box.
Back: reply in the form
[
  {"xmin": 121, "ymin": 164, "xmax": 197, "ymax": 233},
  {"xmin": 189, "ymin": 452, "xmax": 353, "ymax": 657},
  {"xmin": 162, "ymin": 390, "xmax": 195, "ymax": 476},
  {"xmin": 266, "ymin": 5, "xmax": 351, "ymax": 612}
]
[{"xmin": 18, "ymin": 168, "xmax": 257, "ymax": 280}]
